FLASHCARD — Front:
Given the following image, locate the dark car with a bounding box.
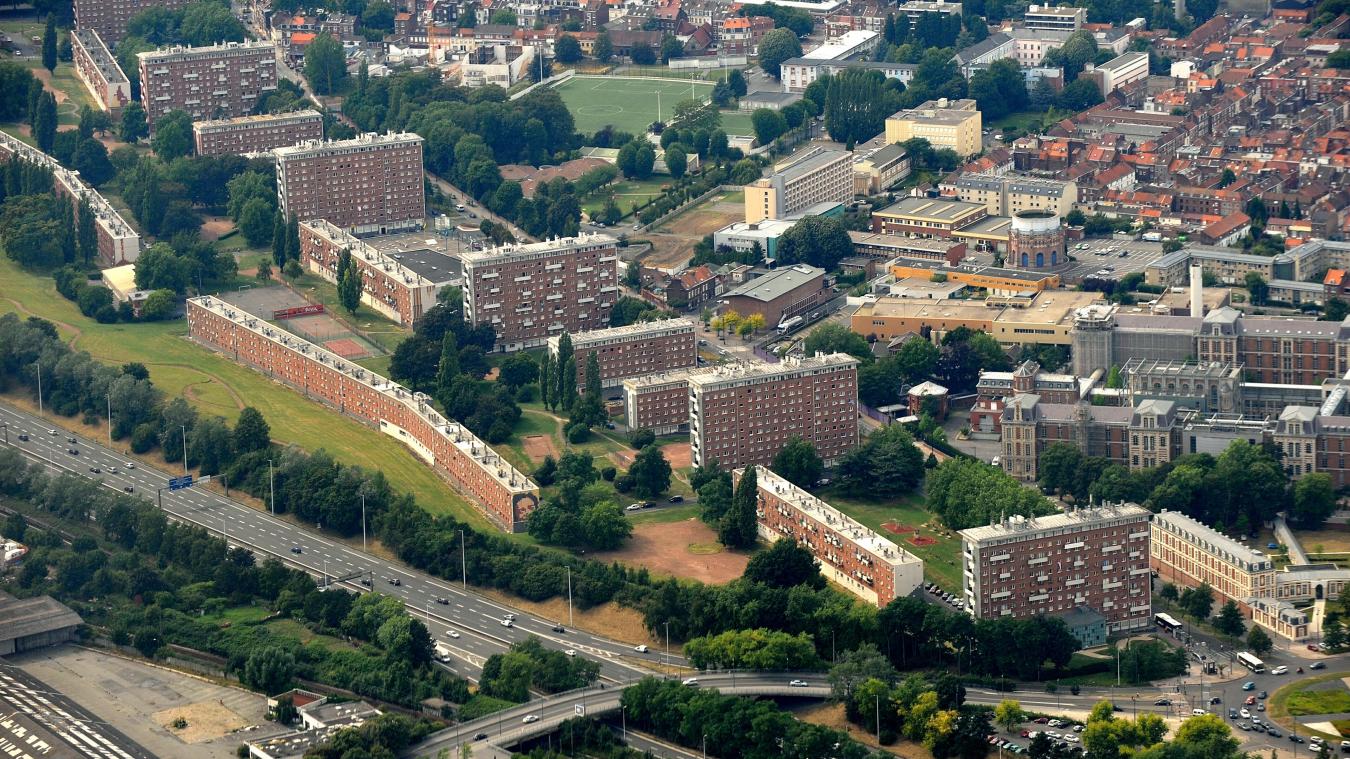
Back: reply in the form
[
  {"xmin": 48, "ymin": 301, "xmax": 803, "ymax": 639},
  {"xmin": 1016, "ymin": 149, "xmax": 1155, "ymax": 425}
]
[
  {"xmin": 1210, "ymin": 697, "xmax": 1222, "ymax": 705},
  {"xmin": 17, "ymin": 433, "xmax": 28, "ymax": 441},
  {"xmin": 474, "ymin": 733, "xmax": 488, "ymax": 741},
  {"xmin": 1289, "ymin": 735, "xmax": 1304, "ymax": 744},
  {"xmin": 437, "ymin": 598, "xmax": 450, "ymax": 605},
  {"xmin": 1311, "ymin": 661, "xmax": 1326, "ymax": 670},
  {"xmin": 552, "ymin": 624, "xmax": 565, "ymax": 633},
  {"xmin": 67, "ymin": 448, "xmax": 78, "ymax": 455},
  {"xmin": 669, "ymin": 495, "xmax": 684, "ymax": 503},
  {"xmin": 89, "ymin": 466, "xmax": 100, "ymax": 474},
  {"xmin": 388, "ymin": 577, "xmax": 401, "ymax": 586},
  {"xmin": 290, "ymin": 546, "xmax": 302, "ymax": 554},
  {"xmin": 122, "ymin": 485, "xmax": 134, "ymax": 493},
  {"xmin": 360, "ymin": 577, "xmax": 372, "ymax": 586},
  {"xmin": 67, "ymin": 437, "xmax": 76, "ymax": 444}
]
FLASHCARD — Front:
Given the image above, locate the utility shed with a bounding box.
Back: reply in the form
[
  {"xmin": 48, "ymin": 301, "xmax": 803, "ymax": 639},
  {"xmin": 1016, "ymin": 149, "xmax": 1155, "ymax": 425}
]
[{"xmin": 0, "ymin": 592, "xmax": 83, "ymax": 655}]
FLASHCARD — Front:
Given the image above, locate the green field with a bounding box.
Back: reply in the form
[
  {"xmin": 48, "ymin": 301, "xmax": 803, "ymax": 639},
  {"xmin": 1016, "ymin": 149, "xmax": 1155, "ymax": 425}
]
[
  {"xmin": 554, "ymin": 75, "xmax": 715, "ymax": 135},
  {"xmin": 0, "ymin": 254, "xmax": 496, "ymax": 531},
  {"xmin": 718, "ymin": 108, "xmax": 756, "ymax": 137},
  {"xmin": 581, "ymin": 176, "xmax": 670, "ymax": 217},
  {"xmin": 817, "ymin": 490, "xmax": 964, "ymax": 593}
]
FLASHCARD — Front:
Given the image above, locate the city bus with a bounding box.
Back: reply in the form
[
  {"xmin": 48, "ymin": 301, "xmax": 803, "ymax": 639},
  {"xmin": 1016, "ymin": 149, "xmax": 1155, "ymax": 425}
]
[
  {"xmin": 1236, "ymin": 652, "xmax": 1266, "ymax": 673},
  {"xmin": 1155, "ymin": 612, "xmax": 1183, "ymax": 634}
]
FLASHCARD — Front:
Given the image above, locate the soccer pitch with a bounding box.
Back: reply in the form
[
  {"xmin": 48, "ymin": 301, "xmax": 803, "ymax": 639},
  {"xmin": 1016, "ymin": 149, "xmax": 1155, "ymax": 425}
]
[{"xmin": 553, "ymin": 75, "xmax": 716, "ymax": 135}]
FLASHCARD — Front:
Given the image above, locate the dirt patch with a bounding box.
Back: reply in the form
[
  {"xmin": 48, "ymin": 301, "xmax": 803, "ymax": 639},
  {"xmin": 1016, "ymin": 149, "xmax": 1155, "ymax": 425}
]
[
  {"xmin": 789, "ymin": 702, "xmax": 924, "ymax": 758},
  {"xmin": 593, "ymin": 519, "xmax": 747, "ymax": 584},
  {"xmin": 660, "ymin": 442, "xmax": 692, "ymax": 469},
  {"xmin": 908, "ymin": 535, "xmax": 938, "ymax": 547},
  {"xmin": 325, "ymin": 337, "xmax": 370, "ymax": 359},
  {"xmin": 882, "ymin": 522, "xmax": 918, "ymax": 535},
  {"xmin": 199, "ymin": 219, "xmax": 234, "ymax": 241},
  {"xmin": 152, "ymin": 701, "xmax": 249, "ymax": 744},
  {"xmin": 522, "ymin": 434, "xmax": 559, "ymax": 463},
  {"xmin": 643, "ymin": 195, "xmax": 744, "ymax": 271}
]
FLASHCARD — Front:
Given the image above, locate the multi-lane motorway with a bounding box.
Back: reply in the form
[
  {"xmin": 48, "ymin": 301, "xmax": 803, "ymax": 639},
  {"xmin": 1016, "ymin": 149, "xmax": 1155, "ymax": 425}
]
[{"xmin": 0, "ymin": 401, "xmax": 687, "ymax": 683}]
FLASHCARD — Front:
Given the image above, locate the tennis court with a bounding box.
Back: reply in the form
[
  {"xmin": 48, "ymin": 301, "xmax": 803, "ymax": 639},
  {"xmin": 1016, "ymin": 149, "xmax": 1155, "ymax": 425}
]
[{"xmin": 553, "ymin": 75, "xmax": 716, "ymax": 135}]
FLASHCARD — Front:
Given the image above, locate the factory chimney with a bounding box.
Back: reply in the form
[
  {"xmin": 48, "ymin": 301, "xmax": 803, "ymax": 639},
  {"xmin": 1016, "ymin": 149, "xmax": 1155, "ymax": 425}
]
[{"xmin": 1189, "ymin": 262, "xmax": 1204, "ymax": 317}]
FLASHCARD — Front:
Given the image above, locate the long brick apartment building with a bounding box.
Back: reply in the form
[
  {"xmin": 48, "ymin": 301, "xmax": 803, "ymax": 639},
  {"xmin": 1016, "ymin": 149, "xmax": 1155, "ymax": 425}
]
[
  {"xmin": 186, "ymin": 296, "xmax": 538, "ymax": 531},
  {"xmin": 688, "ymin": 354, "xmax": 859, "ymax": 469},
  {"xmin": 462, "ymin": 234, "xmax": 619, "ymax": 352},
  {"xmin": 960, "ymin": 504, "xmax": 1153, "ymax": 634},
  {"xmin": 275, "ymin": 133, "xmax": 426, "ymax": 236},
  {"xmin": 741, "ymin": 466, "xmax": 923, "ymax": 606},
  {"xmin": 0, "ymin": 133, "xmax": 140, "ymax": 264},
  {"xmin": 71, "ymin": 29, "xmax": 130, "ymax": 112},
  {"xmin": 547, "ymin": 319, "xmax": 697, "ymax": 391},
  {"xmin": 300, "ymin": 220, "xmax": 454, "ymax": 327},
  {"xmin": 138, "ymin": 41, "xmax": 278, "ymax": 127},
  {"xmin": 193, "ymin": 110, "xmax": 324, "ymax": 156},
  {"xmin": 75, "ymin": 0, "xmax": 190, "ymax": 44}
]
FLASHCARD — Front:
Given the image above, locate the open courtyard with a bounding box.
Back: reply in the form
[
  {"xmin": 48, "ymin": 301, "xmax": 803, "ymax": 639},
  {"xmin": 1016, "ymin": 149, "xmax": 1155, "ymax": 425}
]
[{"xmin": 552, "ymin": 75, "xmax": 715, "ymax": 135}]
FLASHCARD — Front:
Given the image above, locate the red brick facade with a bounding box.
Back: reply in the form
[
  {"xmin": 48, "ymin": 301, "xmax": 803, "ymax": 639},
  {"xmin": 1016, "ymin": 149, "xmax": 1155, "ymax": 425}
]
[
  {"xmin": 299, "ymin": 220, "xmax": 443, "ymax": 327},
  {"xmin": 738, "ymin": 466, "xmax": 923, "ymax": 607},
  {"xmin": 552, "ymin": 320, "xmax": 698, "ymax": 391},
  {"xmin": 275, "ymin": 133, "xmax": 426, "ymax": 236},
  {"xmin": 623, "ymin": 371, "xmax": 701, "ymax": 435},
  {"xmin": 137, "ymin": 41, "xmax": 278, "ymax": 127},
  {"xmin": 193, "ymin": 111, "xmax": 324, "ymax": 157},
  {"xmin": 186, "ymin": 297, "xmax": 538, "ymax": 531},
  {"xmin": 689, "ymin": 355, "xmax": 859, "ymax": 469}
]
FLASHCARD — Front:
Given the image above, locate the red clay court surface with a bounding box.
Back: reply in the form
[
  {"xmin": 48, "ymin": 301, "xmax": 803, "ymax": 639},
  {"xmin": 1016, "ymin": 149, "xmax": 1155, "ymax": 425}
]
[
  {"xmin": 908, "ymin": 535, "xmax": 938, "ymax": 547},
  {"xmin": 325, "ymin": 338, "xmax": 368, "ymax": 359},
  {"xmin": 882, "ymin": 522, "xmax": 919, "ymax": 535}
]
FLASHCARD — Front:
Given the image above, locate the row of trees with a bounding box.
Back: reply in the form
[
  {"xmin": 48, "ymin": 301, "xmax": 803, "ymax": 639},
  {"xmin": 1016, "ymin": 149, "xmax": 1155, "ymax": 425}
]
[
  {"xmin": 0, "ymin": 449, "xmax": 469, "ymax": 710},
  {"xmin": 527, "ymin": 451, "xmax": 634, "ymax": 551},
  {"xmin": 479, "ymin": 637, "xmax": 602, "ymax": 702}
]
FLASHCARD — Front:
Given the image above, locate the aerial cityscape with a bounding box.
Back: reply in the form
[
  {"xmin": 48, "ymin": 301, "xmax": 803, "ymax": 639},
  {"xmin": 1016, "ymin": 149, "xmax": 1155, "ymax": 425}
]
[{"xmin": 0, "ymin": 0, "xmax": 1347, "ymax": 756}]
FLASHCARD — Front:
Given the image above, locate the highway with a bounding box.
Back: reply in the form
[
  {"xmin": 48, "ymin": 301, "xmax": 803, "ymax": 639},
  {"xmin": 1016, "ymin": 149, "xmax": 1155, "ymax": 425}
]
[{"xmin": 0, "ymin": 401, "xmax": 688, "ymax": 684}]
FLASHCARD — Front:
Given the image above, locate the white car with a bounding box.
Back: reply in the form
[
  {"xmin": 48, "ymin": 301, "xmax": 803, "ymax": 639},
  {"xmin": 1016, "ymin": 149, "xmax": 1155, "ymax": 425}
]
[
  {"xmin": 790, "ymin": 680, "xmax": 808, "ymax": 687},
  {"xmin": 125, "ymin": 462, "xmax": 135, "ymax": 469},
  {"xmin": 565, "ymin": 649, "xmax": 577, "ymax": 657},
  {"xmin": 634, "ymin": 644, "xmax": 648, "ymax": 653},
  {"xmin": 501, "ymin": 619, "xmax": 513, "ymax": 628},
  {"xmin": 1240, "ymin": 709, "xmax": 1251, "ymax": 719},
  {"xmin": 522, "ymin": 715, "xmax": 539, "ymax": 724},
  {"xmin": 682, "ymin": 678, "xmax": 699, "ymax": 686},
  {"xmin": 1191, "ymin": 709, "xmax": 1207, "ymax": 716},
  {"xmin": 446, "ymin": 630, "xmax": 461, "ymax": 639},
  {"xmin": 1272, "ymin": 665, "xmax": 1289, "ymax": 675}
]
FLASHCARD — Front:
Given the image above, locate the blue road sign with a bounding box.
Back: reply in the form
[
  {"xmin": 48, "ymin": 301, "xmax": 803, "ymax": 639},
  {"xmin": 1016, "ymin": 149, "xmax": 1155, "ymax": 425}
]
[{"xmin": 168, "ymin": 475, "xmax": 194, "ymax": 490}]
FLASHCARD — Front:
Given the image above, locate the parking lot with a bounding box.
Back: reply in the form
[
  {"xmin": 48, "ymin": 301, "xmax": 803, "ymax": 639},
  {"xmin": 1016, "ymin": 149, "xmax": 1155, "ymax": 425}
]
[{"xmin": 960, "ymin": 238, "xmax": 1169, "ymax": 285}]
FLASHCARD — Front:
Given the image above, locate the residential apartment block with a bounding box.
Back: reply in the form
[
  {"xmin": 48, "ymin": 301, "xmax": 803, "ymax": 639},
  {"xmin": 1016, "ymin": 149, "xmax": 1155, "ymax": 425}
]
[
  {"xmin": 138, "ymin": 41, "xmax": 279, "ymax": 127},
  {"xmin": 1023, "ymin": 4, "xmax": 1086, "ymax": 31},
  {"xmin": 548, "ymin": 319, "xmax": 697, "ymax": 390},
  {"xmin": 688, "ymin": 354, "xmax": 859, "ymax": 469},
  {"xmin": 193, "ymin": 110, "xmax": 324, "ymax": 156},
  {"xmin": 885, "ymin": 98, "xmax": 982, "ymax": 158},
  {"xmin": 623, "ymin": 370, "xmax": 702, "ymax": 435},
  {"xmin": 186, "ymin": 296, "xmax": 539, "ymax": 531},
  {"xmin": 0, "ymin": 133, "xmax": 139, "ymax": 264},
  {"xmin": 961, "ymin": 504, "xmax": 1153, "ymax": 634},
  {"xmin": 75, "ymin": 0, "xmax": 189, "ymax": 44},
  {"xmin": 1087, "ymin": 51, "xmax": 1149, "ymax": 96},
  {"xmin": 274, "ymin": 133, "xmax": 426, "ymax": 236},
  {"xmin": 462, "ymin": 233, "xmax": 619, "ymax": 352},
  {"xmin": 71, "ymin": 29, "xmax": 130, "ymax": 112},
  {"xmin": 299, "ymin": 220, "xmax": 454, "ymax": 327},
  {"xmin": 744, "ymin": 148, "xmax": 853, "ymax": 223},
  {"xmin": 744, "ymin": 466, "xmax": 923, "ymax": 606}
]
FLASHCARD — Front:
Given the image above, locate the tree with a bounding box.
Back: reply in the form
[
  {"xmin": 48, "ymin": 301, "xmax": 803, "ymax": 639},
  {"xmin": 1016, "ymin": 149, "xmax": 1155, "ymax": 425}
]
[
  {"xmin": 1057, "ymin": 77, "xmax": 1103, "ymax": 111},
  {"xmin": 720, "ymin": 465, "xmax": 758, "ymax": 548},
  {"xmin": 1214, "ymin": 601, "xmax": 1245, "ymax": 638},
  {"xmin": 803, "ymin": 322, "xmax": 871, "ymax": 361},
  {"xmin": 286, "ymin": 214, "xmax": 300, "ymax": 264},
  {"xmin": 1246, "ymin": 625, "xmax": 1273, "ymax": 656},
  {"xmin": 435, "ymin": 332, "xmax": 460, "ymax": 400},
  {"xmin": 242, "ymin": 647, "xmax": 295, "ymax": 694},
  {"xmin": 338, "ymin": 248, "xmax": 362, "ymax": 313},
  {"xmin": 498, "ymin": 353, "xmax": 538, "ymax": 390},
  {"xmin": 728, "ymin": 69, "xmax": 748, "ymax": 97},
  {"xmin": 238, "ymin": 198, "xmax": 275, "ymax": 247},
  {"xmin": 594, "ymin": 31, "xmax": 613, "ymax": 63},
  {"xmin": 994, "ymin": 700, "xmax": 1026, "ymax": 734},
  {"xmin": 776, "ymin": 215, "xmax": 854, "ymax": 270},
  {"xmin": 759, "ymin": 28, "xmax": 802, "ymax": 78},
  {"xmin": 1244, "ymin": 272, "xmax": 1268, "ymax": 306},
  {"xmin": 555, "ymin": 34, "xmax": 582, "ymax": 63},
  {"xmin": 33, "ymin": 90, "xmax": 56, "ymax": 154},
  {"xmin": 660, "ymin": 34, "xmax": 684, "ymax": 64},
  {"xmin": 1180, "ymin": 582, "xmax": 1215, "ymax": 620},
  {"xmin": 1292, "ymin": 472, "xmax": 1336, "ymax": 529},
  {"xmin": 837, "ymin": 424, "xmax": 924, "ymax": 498},
  {"xmin": 665, "ymin": 145, "xmax": 687, "ymax": 179},
  {"xmin": 140, "ymin": 289, "xmax": 177, "ymax": 321},
  {"xmin": 120, "ymin": 102, "xmax": 148, "ymax": 143},
  {"xmin": 151, "ymin": 110, "xmax": 193, "ymax": 160},
  {"xmin": 824, "ymin": 68, "xmax": 899, "ymax": 145},
  {"xmin": 630, "ymin": 43, "xmax": 656, "ymax": 66},
  {"xmin": 304, "ymin": 32, "xmax": 349, "ymax": 95},
  {"xmin": 751, "ymin": 107, "xmax": 788, "ymax": 145},
  {"xmin": 771, "ymin": 437, "xmax": 823, "ymax": 489},
  {"xmin": 361, "ymin": 0, "xmax": 396, "ymax": 35},
  {"xmin": 76, "ymin": 199, "xmax": 97, "ymax": 265},
  {"xmin": 634, "ymin": 144, "xmax": 655, "ymax": 179},
  {"xmin": 233, "ymin": 406, "xmax": 271, "ymax": 453},
  {"xmin": 628, "ymin": 445, "xmax": 672, "ymax": 499},
  {"xmin": 743, "ymin": 538, "xmax": 823, "ymax": 589},
  {"xmin": 42, "ymin": 15, "xmax": 57, "ymax": 73}
]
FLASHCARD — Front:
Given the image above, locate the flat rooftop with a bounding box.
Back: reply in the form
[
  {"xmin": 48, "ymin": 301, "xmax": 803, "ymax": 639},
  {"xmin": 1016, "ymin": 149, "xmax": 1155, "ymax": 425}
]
[
  {"xmin": 859, "ymin": 289, "xmax": 1099, "ymax": 325},
  {"xmin": 722, "ymin": 264, "xmax": 824, "ymax": 302},
  {"xmin": 556, "ymin": 317, "xmax": 696, "ymax": 346},
  {"xmin": 771, "ymin": 148, "xmax": 850, "ymax": 183},
  {"xmin": 875, "ymin": 196, "xmax": 986, "ymax": 222},
  {"xmin": 956, "ymin": 215, "xmax": 1013, "ymax": 238},
  {"xmin": 849, "ymin": 232, "xmax": 960, "ymax": 252},
  {"xmin": 686, "ymin": 354, "xmax": 858, "ymax": 388},
  {"xmin": 0, "ymin": 594, "xmax": 82, "ymax": 642},
  {"xmin": 194, "ymin": 109, "xmax": 322, "ymax": 131},
  {"xmin": 461, "ymin": 232, "xmax": 617, "ymax": 264},
  {"xmin": 960, "ymin": 503, "xmax": 1150, "ymax": 543},
  {"xmin": 386, "ymin": 248, "xmax": 461, "ymax": 284},
  {"xmin": 753, "ymin": 466, "xmax": 922, "ymax": 569},
  {"xmin": 889, "ymin": 256, "xmax": 1056, "ymax": 283}
]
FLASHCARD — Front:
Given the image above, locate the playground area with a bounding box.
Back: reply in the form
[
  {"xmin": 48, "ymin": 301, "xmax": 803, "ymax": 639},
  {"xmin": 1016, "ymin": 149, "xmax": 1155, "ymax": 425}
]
[
  {"xmin": 219, "ymin": 285, "xmax": 379, "ymax": 360},
  {"xmin": 553, "ymin": 75, "xmax": 716, "ymax": 135}
]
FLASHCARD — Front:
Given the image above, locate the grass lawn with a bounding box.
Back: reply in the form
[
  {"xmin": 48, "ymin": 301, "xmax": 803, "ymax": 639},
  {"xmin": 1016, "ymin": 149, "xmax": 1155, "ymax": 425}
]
[
  {"xmin": 817, "ymin": 489, "xmax": 964, "ymax": 593},
  {"xmin": 0, "ymin": 254, "xmax": 496, "ymax": 531},
  {"xmin": 627, "ymin": 502, "xmax": 700, "ymax": 525},
  {"xmin": 582, "ymin": 176, "xmax": 671, "ymax": 217},
  {"xmin": 554, "ymin": 75, "xmax": 715, "ymax": 135},
  {"xmin": 13, "ymin": 58, "xmax": 100, "ymax": 126},
  {"xmin": 1286, "ymin": 689, "xmax": 1350, "ymax": 716},
  {"xmin": 718, "ymin": 108, "xmax": 756, "ymax": 138}
]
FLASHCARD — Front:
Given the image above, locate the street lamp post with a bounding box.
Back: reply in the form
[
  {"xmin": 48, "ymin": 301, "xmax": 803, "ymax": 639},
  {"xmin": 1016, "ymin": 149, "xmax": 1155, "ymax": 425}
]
[
  {"xmin": 106, "ymin": 394, "xmax": 112, "ymax": 446},
  {"xmin": 876, "ymin": 693, "xmax": 882, "ymax": 746},
  {"xmin": 361, "ymin": 493, "xmax": 367, "ymax": 552},
  {"xmin": 665, "ymin": 621, "xmax": 671, "ymax": 670},
  {"xmin": 566, "ymin": 566, "xmax": 573, "ymax": 627},
  {"xmin": 268, "ymin": 458, "xmax": 275, "ymax": 515},
  {"xmin": 35, "ymin": 361, "xmax": 42, "ymax": 415},
  {"xmin": 621, "ymin": 705, "xmax": 627, "ymax": 742},
  {"xmin": 181, "ymin": 425, "xmax": 189, "ymax": 475},
  {"xmin": 459, "ymin": 529, "xmax": 467, "ymax": 588}
]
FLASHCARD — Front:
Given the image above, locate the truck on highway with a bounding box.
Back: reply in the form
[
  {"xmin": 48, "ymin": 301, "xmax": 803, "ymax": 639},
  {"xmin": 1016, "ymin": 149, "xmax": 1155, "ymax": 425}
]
[{"xmin": 434, "ymin": 643, "xmax": 453, "ymax": 663}]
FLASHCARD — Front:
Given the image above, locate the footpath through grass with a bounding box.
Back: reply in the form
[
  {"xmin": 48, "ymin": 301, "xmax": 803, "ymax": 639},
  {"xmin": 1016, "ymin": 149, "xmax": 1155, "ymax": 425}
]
[{"xmin": 0, "ymin": 255, "xmax": 494, "ymax": 530}]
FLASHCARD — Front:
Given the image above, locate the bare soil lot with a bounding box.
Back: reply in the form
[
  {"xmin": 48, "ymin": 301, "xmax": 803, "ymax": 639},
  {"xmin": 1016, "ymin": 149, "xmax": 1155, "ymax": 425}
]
[{"xmin": 592, "ymin": 519, "xmax": 747, "ymax": 584}]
